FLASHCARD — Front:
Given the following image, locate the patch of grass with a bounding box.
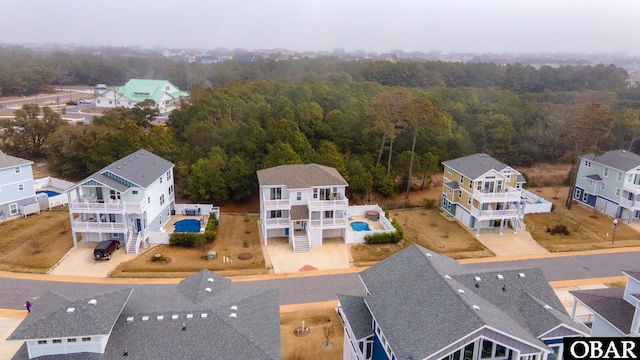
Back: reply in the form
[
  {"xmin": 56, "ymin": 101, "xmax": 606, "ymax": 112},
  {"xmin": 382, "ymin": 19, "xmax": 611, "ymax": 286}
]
[{"xmin": 0, "ymin": 210, "xmax": 74, "ymax": 273}]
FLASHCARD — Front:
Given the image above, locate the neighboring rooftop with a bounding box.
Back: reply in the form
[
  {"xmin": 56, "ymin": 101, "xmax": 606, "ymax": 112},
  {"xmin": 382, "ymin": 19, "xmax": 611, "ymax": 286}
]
[
  {"xmin": 257, "ymin": 163, "xmax": 348, "ymax": 188},
  {"xmin": 570, "ymin": 287, "xmax": 634, "ymax": 335},
  {"xmin": 0, "ymin": 150, "xmax": 32, "ymax": 170},
  {"xmin": 114, "ymin": 79, "xmax": 188, "ymax": 103},
  {"xmin": 442, "ymin": 153, "xmax": 516, "ymax": 179},
  {"xmin": 583, "ymin": 149, "xmax": 640, "ymax": 172}
]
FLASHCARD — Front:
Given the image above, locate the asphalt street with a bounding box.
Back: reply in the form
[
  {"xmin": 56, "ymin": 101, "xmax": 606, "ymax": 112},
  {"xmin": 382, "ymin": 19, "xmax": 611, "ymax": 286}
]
[{"xmin": 1, "ymin": 251, "xmax": 638, "ymax": 310}]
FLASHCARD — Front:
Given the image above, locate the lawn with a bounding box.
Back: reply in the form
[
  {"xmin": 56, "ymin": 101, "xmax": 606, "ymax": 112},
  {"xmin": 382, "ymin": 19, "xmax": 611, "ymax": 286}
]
[
  {"xmin": 0, "ymin": 210, "xmax": 74, "ymax": 273},
  {"xmin": 526, "ymin": 187, "xmax": 640, "ymax": 251},
  {"xmin": 110, "ymin": 214, "xmax": 268, "ymax": 278},
  {"xmin": 281, "ymin": 307, "xmax": 343, "ymax": 360}
]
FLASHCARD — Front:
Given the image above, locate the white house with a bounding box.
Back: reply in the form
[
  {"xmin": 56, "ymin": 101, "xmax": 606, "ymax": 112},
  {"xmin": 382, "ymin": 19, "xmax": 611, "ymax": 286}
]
[
  {"xmin": 95, "ymin": 79, "xmax": 188, "ymax": 114},
  {"xmin": 570, "ymin": 270, "xmax": 640, "ymax": 337},
  {"xmin": 257, "ymin": 164, "xmax": 394, "ymax": 253},
  {"xmin": 0, "ymin": 151, "xmax": 39, "ymax": 221},
  {"xmin": 8, "ymin": 270, "xmax": 281, "ymax": 359},
  {"xmin": 65, "ymin": 149, "xmax": 175, "ymax": 254},
  {"xmin": 338, "ymin": 244, "xmax": 589, "ymax": 360}
]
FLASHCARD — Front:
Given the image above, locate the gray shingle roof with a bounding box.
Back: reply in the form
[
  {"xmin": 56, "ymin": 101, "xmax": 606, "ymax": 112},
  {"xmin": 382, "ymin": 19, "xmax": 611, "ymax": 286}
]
[
  {"xmin": 9, "ymin": 270, "xmax": 281, "ymax": 360},
  {"xmin": 337, "ymin": 295, "xmax": 373, "ymax": 340},
  {"xmin": 623, "ymin": 270, "xmax": 640, "ymax": 282},
  {"xmin": 290, "ymin": 205, "xmax": 308, "ymax": 220},
  {"xmin": 442, "ymin": 153, "xmax": 514, "ymax": 179},
  {"xmin": 0, "ymin": 151, "xmax": 32, "ymax": 171},
  {"xmin": 257, "ymin": 164, "xmax": 348, "ymax": 188},
  {"xmin": 586, "ymin": 174, "xmax": 603, "ymax": 181},
  {"xmin": 355, "ymin": 245, "xmax": 582, "ymax": 359},
  {"xmin": 583, "ymin": 150, "xmax": 640, "ymax": 172},
  {"xmin": 8, "ymin": 289, "xmax": 132, "ymax": 340},
  {"xmin": 570, "ymin": 287, "xmax": 634, "ymax": 334},
  {"xmin": 445, "ymin": 181, "xmax": 460, "ymax": 190},
  {"xmin": 74, "ymin": 149, "xmax": 173, "ymax": 191}
]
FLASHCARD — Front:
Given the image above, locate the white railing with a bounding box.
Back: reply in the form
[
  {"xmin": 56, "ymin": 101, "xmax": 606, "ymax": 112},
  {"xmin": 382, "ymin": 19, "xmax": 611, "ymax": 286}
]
[
  {"xmin": 124, "ymin": 199, "xmax": 146, "ymax": 212},
  {"xmin": 262, "ymin": 198, "xmax": 291, "ymax": 208},
  {"xmin": 20, "ymin": 203, "xmax": 40, "ymax": 217},
  {"xmin": 619, "ymin": 198, "xmax": 640, "ymax": 210},
  {"xmin": 264, "ymin": 218, "xmax": 290, "ymax": 227},
  {"xmin": 472, "ymin": 188, "xmax": 521, "ymax": 203},
  {"xmin": 69, "ymin": 200, "xmax": 124, "ymax": 212},
  {"xmin": 308, "ymin": 198, "xmax": 349, "ymax": 209},
  {"xmin": 574, "ymin": 313, "xmax": 594, "ymax": 330},
  {"xmin": 72, "ymin": 220, "xmax": 126, "ymax": 231},
  {"xmin": 470, "ymin": 207, "xmax": 520, "ymax": 219},
  {"xmin": 34, "ymin": 176, "xmax": 75, "ymax": 191},
  {"xmin": 309, "ymin": 218, "xmax": 348, "ymax": 227},
  {"xmin": 623, "ymin": 183, "xmax": 640, "ymax": 194},
  {"xmin": 174, "ymin": 203, "xmax": 217, "ymax": 215}
]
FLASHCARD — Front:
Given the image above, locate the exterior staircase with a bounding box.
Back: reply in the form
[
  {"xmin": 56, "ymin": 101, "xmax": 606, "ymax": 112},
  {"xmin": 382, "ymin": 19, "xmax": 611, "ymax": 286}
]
[
  {"xmin": 511, "ymin": 217, "xmax": 523, "ymax": 231},
  {"xmin": 127, "ymin": 232, "xmax": 141, "ymax": 254},
  {"xmin": 292, "ymin": 235, "xmax": 310, "ymax": 253}
]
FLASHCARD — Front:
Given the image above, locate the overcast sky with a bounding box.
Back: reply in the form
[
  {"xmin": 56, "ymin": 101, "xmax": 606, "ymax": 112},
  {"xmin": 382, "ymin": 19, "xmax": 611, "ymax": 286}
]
[{"xmin": 2, "ymin": 0, "xmax": 639, "ymax": 55}]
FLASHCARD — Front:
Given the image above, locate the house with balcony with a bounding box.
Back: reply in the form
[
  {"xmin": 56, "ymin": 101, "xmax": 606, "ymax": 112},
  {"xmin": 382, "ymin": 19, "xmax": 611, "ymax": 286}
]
[
  {"xmin": 337, "ymin": 244, "xmax": 589, "ymax": 360},
  {"xmin": 95, "ymin": 79, "xmax": 189, "ymax": 114},
  {"xmin": 441, "ymin": 153, "xmax": 526, "ymax": 235},
  {"xmin": 65, "ymin": 149, "xmax": 175, "ymax": 254},
  {"xmin": 573, "ymin": 149, "xmax": 640, "ymax": 223},
  {"xmin": 257, "ymin": 164, "xmax": 354, "ymax": 253},
  {"xmin": 569, "ymin": 270, "xmax": 640, "ymax": 337},
  {"xmin": 0, "ymin": 150, "xmax": 39, "ymax": 221},
  {"xmin": 8, "ymin": 269, "xmax": 281, "ymax": 360}
]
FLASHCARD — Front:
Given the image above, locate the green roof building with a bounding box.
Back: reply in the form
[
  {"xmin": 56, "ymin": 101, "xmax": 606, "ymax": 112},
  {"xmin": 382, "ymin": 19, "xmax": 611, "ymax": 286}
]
[{"xmin": 96, "ymin": 79, "xmax": 188, "ymax": 114}]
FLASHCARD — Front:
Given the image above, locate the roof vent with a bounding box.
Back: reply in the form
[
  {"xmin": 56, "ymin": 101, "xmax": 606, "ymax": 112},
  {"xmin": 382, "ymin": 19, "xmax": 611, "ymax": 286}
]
[
  {"xmin": 142, "ymin": 316, "xmax": 149, "ymax": 322},
  {"xmin": 88, "ymin": 299, "xmax": 97, "ymax": 306},
  {"xmin": 66, "ymin": 307, "xmax": 75, "ymax": 314},
  {"xmin": 171, "ymin": 314, "xmax": 179, "ymax": 321},
  {"xmin": 496, "ymin": 274, "xmax": 504, "ymax": 280},
  {"xmin": 157, "ymin": 315, "xmax": 164, "ymax": 322},
  {"xmin": 544, "ymin": 305, "xmax": 553, "ymax": 310},
  {"xmin": 126, "ymin": 317, "xmax": 134, "ymax": 323},
  {"xmin": 207, "ymin": 278, "xmax": 214, "ymax": 283},
  {"xmin": 444, "ymin": 275, "xmax": 451, "ymax": 280},
  {"xmin": 458, "ymin": 289, "xmax": 465, "ymax": 294},
  {"xmin": 205, "ymin": 287, "xmax": 212, "ymax": 293},
  {"xmin": 474, "ymin": 276, "xmax": 481, "ymax": 282},
  {"xmin": 117, "ymin": 166, "xmax": 121, "ymax": 169},
  {"xmin": 472, "ymin": 305, "xmax": 480, "ymax": 310},
  {"xmin": 201, "ymin": 313, "xmax": 208, "ymax": 319},
  {"xmin": 426, "ymin": 253, "xmax": 432, "ymax": 258},
  {"xmin": 230, "ymin": 313, "xmax": 237, "ymax": 319},
  {"xmin": 230, "ymin": 305, "xmax": 238, "ymax": 311},
  {"xmin": 123, "ymin": 162, "xmax": 127, "ymax": 166},
  {"xmin": 518, "ymin": 273, "xmax": 526, "ymax": 278},
  {"xmin": 186, "ymin": 314, "xmax": 193, "ymax": 319}
]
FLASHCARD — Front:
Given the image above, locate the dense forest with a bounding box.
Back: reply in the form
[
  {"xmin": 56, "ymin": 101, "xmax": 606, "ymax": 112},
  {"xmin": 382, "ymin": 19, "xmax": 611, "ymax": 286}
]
[{"xmin": 2, "ymin": 46, "xmax": 640, "ymax": 204}]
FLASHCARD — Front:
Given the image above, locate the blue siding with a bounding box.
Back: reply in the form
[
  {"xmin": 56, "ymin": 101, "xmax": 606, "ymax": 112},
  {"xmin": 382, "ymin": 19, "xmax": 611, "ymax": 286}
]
[{"xmin": 372, "ymin": 334, "xmax": 390, "ymax": 360}]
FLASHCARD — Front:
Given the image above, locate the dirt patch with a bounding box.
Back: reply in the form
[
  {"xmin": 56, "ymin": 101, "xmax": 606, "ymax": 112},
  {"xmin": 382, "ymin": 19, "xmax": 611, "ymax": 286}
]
[
  {"xmin": 516, "ymin": 163, "xmax": 571, "ymax": 187},
  {"xmin": 281, "ymin": 309, "xmax": 343, "ymax": 360},
  {"xmin": 110, "ymin": 214, "xmax": 267, "ymax": 277},
  {"xmin": 0, "ymin": 210, "xmax": 74, "ymax": 273}
]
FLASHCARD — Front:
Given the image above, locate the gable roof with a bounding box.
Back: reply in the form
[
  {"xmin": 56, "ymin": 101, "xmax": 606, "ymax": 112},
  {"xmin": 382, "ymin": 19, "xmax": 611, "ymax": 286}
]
[
  {"xmin": 583, "ymin": 150, "xmax": 640, "ymax": 172},
  {"xmin": 337, "ymin": 295, "xmax": 373, "ymax": 340},
  {"xmin": 257, "ymin": 164, "xmax": 348, "ymax": 188},
  {"xmin": 0, "ymin": 151, "xmax": 32, "ymax": 171},
  {"xmin": 115, "ymin": 79, "xmax": 188, "ymax": 103},
  {"xmin": 570, "ymin": 287, "xmax": 634, "ymax": 335},
  {"xmin": 71, "ymin": 149, "xmax": 173, "ymax": 191},
  {"xmin": 623, "ymin": 270, "xmax": 640, "ymax": 282},
  {"xmin": 8, "ymin": 288, "xmax": 132, "ymax": 340},
  {"xmin": 356, "ymin": 245, "xmax": 584, "ymax": 359},
  {"xmin": 442, "ymin": 153, "xmax": 516, "ymax": 179},
  {"xmin": 8, "ymin": 270, "xmax": 281, "ymax": 360}
]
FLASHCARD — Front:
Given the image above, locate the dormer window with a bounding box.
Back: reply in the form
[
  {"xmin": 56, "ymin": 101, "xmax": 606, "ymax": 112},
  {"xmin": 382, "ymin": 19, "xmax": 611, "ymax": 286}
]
[
  {"xmin": 14, "ymin": 166, "xmax": 21, "ymax": 174},
  {"xmin": 585, "ymin": 160, "xmax": 591, "ymax": 167}
]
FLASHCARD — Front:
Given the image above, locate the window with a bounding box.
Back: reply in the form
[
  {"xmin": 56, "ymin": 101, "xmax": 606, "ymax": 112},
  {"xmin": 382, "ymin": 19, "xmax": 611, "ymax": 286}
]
[
  {"xmin": 313, "ymin": 188, "xmax": 318, "ymax": 199},
  {"xmin": 167, "ymin": 171, "xmax": 172, "ymax": 181},
  {"xmin": 17, "ymin": 184, "xmax": 24, "ymax": 191},
  {"xmin": 447, "ymin": 167, "xmax": 452, "ymax": 174},
  {"xmin": 588, "ymin": 180, "xmax": 594, "ymax": 187},
  {"xmin": 447, "ymin": 201, "xmax": 451, "ymax": 210},
  {"xmin": 297, "ymin": 192, "xmax": 301, "ymax": 201},
  {"xmin": 460, "ymin": 175, "xmax": 464, "ymax": 184},
  {"xmin": 604, "ymin": 167, "xmax": 609, "ymax": 177},
  {"xmin": 618, "ymin": 171, "xmax": 624, "ymax": 181},
  {"xmin": 449, "ymin": 188, "xmax": 452, "ymax": 195},
  {"xmin": 600, "ymin": 183, "xmax": 606, "ymax": 191},
  {"xmin": 582, "ymin": 192, "xmax": 588, "ymax": 202},
  {"xmin": 9, "ymin": 203, "xmax": 18, "ymax": 215},
  {"xmin": 271, "ymin": 187, "xmax": 282, "ymax": 200},
  {"xmin": 110, "ymin": 190, "xmax": 120, "ymax": 200},
  {"xmin": 324, "ymin": 210, "xmax": 334, "ymax": 218},
  {"xmin": 132, "ymin": 190, "xmax": 138, "ymax": 195},
  {"xmin": 82, "ymin": 337, "xmax": 91, "ymax": 342},
  {"xmin": 458, "ymin": 190, "xmax": 462, "ymax": 198},
  {"xmin": 160, "ymin": 176, "xmax": 163, "ymax": 183},
  {"xmin": 505, "ymin": 174, "xmax": 511, "ymax": 181},
  {"xmin": 160, "ymin": 194, "xmax": 165, "ymax": 205},
  {"xmin": 481, "ymin": 340, "xmax": 493, "ymax": 359},
  {"xmin": 147, "ymin": 197, "xmax": 151, "ymax": 204},
  {"xmin": 165, "ymin": 85, "xmax": 170, "ymax": 90},
  {"xmin": 109, "ymin": 214, "xmax": 116, "ymax": 222},
  {"xmin": 14, "ymin": 166, "xmax": 21, "ymax": 174},
  {"xmin": 574, "ymin": 188, "xmax": 582, "ymax": 199},
  {"xmin": 67, "ymin": 338, "xmax": 77, "ymax": 343},
  {"xmin": 468, "ymin": 196, "xmax": 472, "ymax": 205},
  {"xmin": 476, "ymin": 181, "xmax": 482, "ymax": 191},
  {"xmin": 169, "ymin": 185, "xmax": 174, "ymax": 195},
  {"xmin": 109, "ymin": 100, "xmax": 113, "ymax": 104},
  {"xmin": 269, "ymin": 210, "xmax": 282, "ymax": 218},
  {"xmin": 584, "ymin": 160, "xmax": 591, "ymax": 167},
  {"xmin": 469, "ymin": 181, "xmax": 473, "ymax": 189},
  {"xmin": 53, "ymin": 339, "xmax": 62, "ymax": 344},
  {"xmin": 616, "ymin": 188, "xmax": 621, "ymax": 196},
  {"xmin": 37, "ymin": 340, "xmax": 47, "ymax": 345},
  {"xmin": 628, "ymin": 174, "xmax": 634, "ymax": 182}
]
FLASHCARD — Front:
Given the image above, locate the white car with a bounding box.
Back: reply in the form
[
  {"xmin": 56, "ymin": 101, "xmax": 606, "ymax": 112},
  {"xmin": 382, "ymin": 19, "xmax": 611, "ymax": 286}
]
[{"xmin": 78, "ymin": 99, "xmax": 92, "ymax": 104}]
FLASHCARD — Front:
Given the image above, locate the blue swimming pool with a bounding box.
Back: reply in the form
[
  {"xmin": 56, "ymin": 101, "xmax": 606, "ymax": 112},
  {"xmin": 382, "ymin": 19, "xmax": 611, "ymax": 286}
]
[
  {"xmin": 36, "ymin": 190, "xmax": 61, "ymax": 197},
  {"xmin": 350, "ymin": 221, "xmax": 371, "ymax": 232},
  {"xmin": 174, "ymin": 219, "xmax": 201, "ymax": 233}
]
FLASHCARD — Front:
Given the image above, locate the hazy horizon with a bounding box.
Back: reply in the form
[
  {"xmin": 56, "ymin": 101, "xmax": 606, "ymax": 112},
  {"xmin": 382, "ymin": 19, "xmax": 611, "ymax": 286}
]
[{"xmin": 2, "ymin": 0, "xmax": 639, "ymax": 55}]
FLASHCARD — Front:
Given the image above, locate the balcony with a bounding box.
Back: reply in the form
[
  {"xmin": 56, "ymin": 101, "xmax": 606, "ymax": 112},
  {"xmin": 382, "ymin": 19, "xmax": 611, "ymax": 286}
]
[
  {"xmin": 472, "ymin": 188, "xmax": 521, "ymax": 203},
  {"xmin": 619, "ymin": 198, "xmax": 640, "ymax": 211},
  {"xmin": 308, "ymin": 198, "xmax": 349, "ymax": 210},
  {"xmin": 264, "ymin": 218, "xmax": 290, "ymax": 228},
  {"xmin": 72, "ymin": 220, "xmax": 126, "ymax": 232},
  {"xmin": 623, "ymin": 183, "xmax": 640, "ymax": 195},
  {"xmin": 262, "ymin": 198, "xmax": 291, "ymax": 210},
  {"xmin": 69, "ymin": 199, "xmax": 146, "ymax": 213},
  {"xmin": 309, "ymin": 218, "xmax": 348, "ymax": 228},
  {"xmin": 470, "ymin": 207, "xmax": 520, "ymax": 220}
]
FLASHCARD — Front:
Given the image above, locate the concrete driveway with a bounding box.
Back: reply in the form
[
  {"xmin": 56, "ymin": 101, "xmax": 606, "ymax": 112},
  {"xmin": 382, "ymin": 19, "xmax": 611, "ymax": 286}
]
[
  {"xmin": 48, "ymin": 241, "xmax": 137, "ymax": 277},
  {"xmin": 472, "ymin": 228, "xmax": 549, "ymax": 256},
  {"xmin": 262, "ymin": 237, "xmax": 352, "ymax": 274}
]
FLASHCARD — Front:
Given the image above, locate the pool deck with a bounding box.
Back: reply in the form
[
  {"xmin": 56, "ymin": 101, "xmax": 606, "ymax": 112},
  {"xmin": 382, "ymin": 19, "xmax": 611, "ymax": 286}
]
[
  {"xmin": 163, "ymin": 214, "xmax": 209, "ymax": 233},
  {"xmin": 347, "ymin": 215, "xmax": 385, "ymax": 231}
]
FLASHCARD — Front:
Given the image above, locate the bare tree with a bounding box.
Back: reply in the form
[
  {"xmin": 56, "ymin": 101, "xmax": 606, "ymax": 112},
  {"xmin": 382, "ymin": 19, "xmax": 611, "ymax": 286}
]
[{"xmin": 322, "ymin": 323, "xmax": 336, "ymax": 348}]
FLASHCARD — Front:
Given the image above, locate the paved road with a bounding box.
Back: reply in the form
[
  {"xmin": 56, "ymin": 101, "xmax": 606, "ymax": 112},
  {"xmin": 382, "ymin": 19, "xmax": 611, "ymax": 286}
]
[{"xmin": 1, "ymin": 251, "xmax": 638, "ymax": 310}]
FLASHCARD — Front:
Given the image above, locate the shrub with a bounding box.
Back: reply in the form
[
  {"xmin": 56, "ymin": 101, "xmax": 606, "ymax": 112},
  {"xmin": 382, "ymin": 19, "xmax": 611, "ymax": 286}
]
[
  {"xmin": 364, "ymin": 218, "xmax": 404, "ymax": 244},
  {"xmin": 169, "ymin": 233, "xmax": 205, "ymax": 247},
  {"xmin": 204, "ymin": 213, "xmax": 218, "ymax": 243},
  {"xmin": 423, "ymin": 198, "xmax": 437, "ymax": 209}
]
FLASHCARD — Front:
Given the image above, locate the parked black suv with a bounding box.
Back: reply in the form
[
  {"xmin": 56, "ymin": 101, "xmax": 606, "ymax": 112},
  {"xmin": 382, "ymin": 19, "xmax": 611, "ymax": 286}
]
[
  {"xmin": 93, "ymin": 240, "xmax": 120, "ymax": 260},
  {"xmin": 65, "ymin": 100, "xmax": 78, "ymax": 106}
]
